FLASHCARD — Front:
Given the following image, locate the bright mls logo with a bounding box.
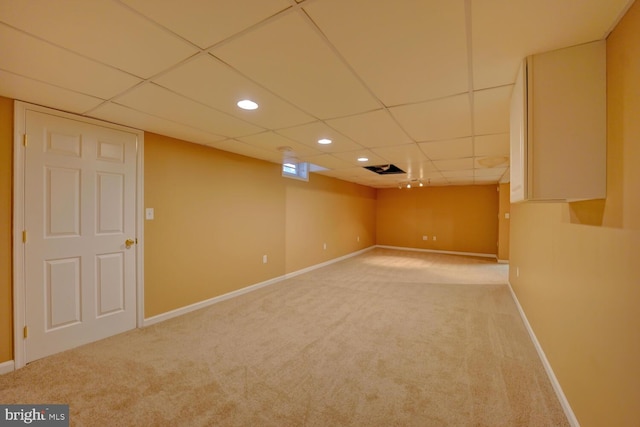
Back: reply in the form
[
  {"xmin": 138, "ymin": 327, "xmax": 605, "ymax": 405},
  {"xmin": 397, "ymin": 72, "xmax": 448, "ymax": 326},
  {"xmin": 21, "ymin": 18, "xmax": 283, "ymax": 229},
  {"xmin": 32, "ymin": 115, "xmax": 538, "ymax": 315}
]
[{"xmin": 0, "ymin": 405, "xmax": 68, "ymax": 426}]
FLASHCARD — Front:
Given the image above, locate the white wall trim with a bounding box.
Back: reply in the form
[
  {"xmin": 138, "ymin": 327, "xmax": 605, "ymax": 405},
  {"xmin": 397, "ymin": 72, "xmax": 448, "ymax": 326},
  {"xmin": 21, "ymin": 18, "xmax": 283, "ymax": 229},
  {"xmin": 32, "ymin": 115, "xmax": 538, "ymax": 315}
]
[
  {"xmin": 497, "ymin": 259, "xmax": 509, "ymax": 264},
  {"xmin": 144, "ymin": 246, "xmax": 375, "ymax": 327},
  {"xmin": 376, "ymin": 245, "xmax": 497, "ymax": 260},
  {"xmin": 0, "ymin": 360, "xmax": 15, "ymax": 375},
  {"xmin": 135, "ymin": 131, "xmax": 145, "ymax": 329},
  {"xmin": 12, "ymin": 101, "xmax": 27, "ymax": 370},
  {"xmin": 508, "ymin": 283, "xmax": 580, "ymax": 427}
]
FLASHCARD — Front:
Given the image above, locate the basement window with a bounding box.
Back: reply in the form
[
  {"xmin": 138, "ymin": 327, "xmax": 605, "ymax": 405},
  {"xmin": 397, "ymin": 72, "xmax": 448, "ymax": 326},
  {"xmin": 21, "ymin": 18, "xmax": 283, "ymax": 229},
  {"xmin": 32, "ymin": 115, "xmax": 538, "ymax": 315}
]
[{"xmin": 282, "ymin": 161, "xmax": 309, "ymax": 181}]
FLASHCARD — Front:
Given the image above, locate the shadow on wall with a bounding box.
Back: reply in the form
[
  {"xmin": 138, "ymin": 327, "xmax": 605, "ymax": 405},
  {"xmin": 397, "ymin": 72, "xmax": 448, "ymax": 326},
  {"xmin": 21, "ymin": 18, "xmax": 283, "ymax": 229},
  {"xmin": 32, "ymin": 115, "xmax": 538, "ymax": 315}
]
[{"xmin": 567, "ymin": 199, "xmax": 606, "ymax": 226}]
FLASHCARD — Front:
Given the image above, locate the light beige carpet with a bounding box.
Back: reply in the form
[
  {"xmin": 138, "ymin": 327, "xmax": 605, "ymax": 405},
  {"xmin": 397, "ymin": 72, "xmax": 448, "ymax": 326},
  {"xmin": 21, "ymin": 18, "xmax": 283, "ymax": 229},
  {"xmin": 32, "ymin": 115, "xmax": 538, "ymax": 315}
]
[{"xmin": 1, "ymin": 248, "xmax": 569, "ymax": 426}]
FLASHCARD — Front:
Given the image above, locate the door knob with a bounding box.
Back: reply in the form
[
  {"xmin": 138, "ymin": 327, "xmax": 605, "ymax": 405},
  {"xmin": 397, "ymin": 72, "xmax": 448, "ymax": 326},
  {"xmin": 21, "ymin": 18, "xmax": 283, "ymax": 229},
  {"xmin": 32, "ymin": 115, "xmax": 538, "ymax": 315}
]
[{"xmin": 125, "ymin": 238, "xmax": 135, "ymax": 249}]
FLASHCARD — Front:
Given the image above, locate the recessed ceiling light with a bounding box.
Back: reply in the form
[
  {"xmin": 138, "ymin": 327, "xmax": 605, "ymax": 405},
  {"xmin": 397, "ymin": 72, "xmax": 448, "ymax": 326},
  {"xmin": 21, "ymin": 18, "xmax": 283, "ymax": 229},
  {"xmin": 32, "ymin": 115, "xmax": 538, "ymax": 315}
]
[
  {"xmin": 237, "ymin": 99, "xmax": 258, "ymax": 110},
  {"xmin": 357, "ymin": 157, "xmax": 369, "ymax": 162},
  {"xmin": 318, "ymin": 138, "xmax": 332, "ymax": 145}
]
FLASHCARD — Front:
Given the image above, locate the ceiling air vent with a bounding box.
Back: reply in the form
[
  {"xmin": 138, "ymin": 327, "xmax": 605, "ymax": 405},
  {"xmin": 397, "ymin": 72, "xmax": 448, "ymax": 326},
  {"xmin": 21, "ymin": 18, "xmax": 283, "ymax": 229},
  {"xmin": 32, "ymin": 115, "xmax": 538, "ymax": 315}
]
[{"xmin": 363, "ymin": 164, "xmax": 405, "ymax": 175}]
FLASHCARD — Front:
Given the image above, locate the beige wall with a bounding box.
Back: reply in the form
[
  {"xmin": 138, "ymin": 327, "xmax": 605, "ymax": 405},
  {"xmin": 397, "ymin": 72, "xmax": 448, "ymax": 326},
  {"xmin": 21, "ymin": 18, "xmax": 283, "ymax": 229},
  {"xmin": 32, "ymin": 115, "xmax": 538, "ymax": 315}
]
[
  {"xmin": 144, "ymin": 133, "xmax": 286, "ymax": 317},
  {"xmin": 509, "ymin": 2, "xmax": 640, "ymax": 426},
  {"xmin": 285, "ymin": 176, "xmax": 375, "ymax": 273},
  {"xmin": 376, "ymin": 185, "xmax": 498, "ymax": 255},
  {"xmin": 0, "ymin": 97, "xmax": 12, "ymax": 362},
  {"xmin": 144, "ymin": 132, "xmax": 376, "ymax": 317},
  {"xmin": 498, "ymin": 183, "xmax": 510, "ymax": 261}
]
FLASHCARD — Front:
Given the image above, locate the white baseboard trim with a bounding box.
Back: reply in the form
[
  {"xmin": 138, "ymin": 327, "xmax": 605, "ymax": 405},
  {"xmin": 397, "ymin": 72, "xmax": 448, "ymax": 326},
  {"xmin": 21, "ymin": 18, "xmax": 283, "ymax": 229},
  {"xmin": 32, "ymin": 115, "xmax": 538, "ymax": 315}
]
[
  {"xmin": 284, "ymin": 246, "xmax": 375, "ymax": 280},
  {"xmin": 376, "ymin": 245, "xmax": 497, "ymax": 260},
  {"xmin": 143, "ymin": 274, "xmax": 285, "ymax": 327},
  {"xmin": 143, "ymin": 246, "xmax": 375, "ymax": 327},
  {"xmin": 508, "ymin": 283, "xmax": 580, "ymax": 427},
  {"xmin": 0, "ymin": 360, "xmax": 15, "ymax": 375}
]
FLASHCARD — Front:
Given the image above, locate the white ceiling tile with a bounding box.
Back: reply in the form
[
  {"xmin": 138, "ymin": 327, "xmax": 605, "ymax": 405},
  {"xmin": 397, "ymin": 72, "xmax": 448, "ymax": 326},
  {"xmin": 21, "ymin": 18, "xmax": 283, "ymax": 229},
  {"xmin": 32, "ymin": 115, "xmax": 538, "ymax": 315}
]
[
  {"xmin": 0, "ymin": 70, "xmax": 103, "ymax": 114},
  {"xmin": 0, "ymin": 24, "xmax": 141, "ymax": 99},
  {"xmin": 0, "ymin": 0, "xmax": 198, "ymax": 78},
  {"xmin": 441, "ymin": 170, "xmax": 475, "ymax": 178},
  {"xmin": 238, "ymin": 131, "xmax": 321, "ymax": 158},
  {"xmin": 423, "ymin": 172, "xmax": 449, "ymax": 181},
  {"xmin": 371, "ymin": 144, "xmax": 428, "ymax": 164},
  {"xmin": 475, "ymin": 156, "xmax": 510, "ymax": 169},
  {"xmin": 471, "ymin": 0, "xmax": 630, "ymax": 89},
  {"xmin": 390, "ymin": 94, "xmax": 472, "ymax": 141},
  {"xmin": 87, "ymin": 102, "xmax": 225, "ymax": 145},
  {"xmin": 212, "ymin": 12, "xmax": 380, "ymax": 119},
  {"xmin": 433, "ymin": 158, "xmax": 474, "ymax": 171},
  {"xmin": 391, "ymin": 160, "xmax": 438, "ymax": 181},
  {"xmin": 154, "ymin": 55, "xmax": 315, "ymax": 129},
  {"xmin": 331, "ymin": 150, "xmax": 389, "ymax": 167},
  {"xmin": 115, "ymin": 83, "xmax": 263, "ymax": 137},
  {"xmin": 121, "ymin": 0, "xmax": 291, "ymax": 49},
  {"xmin": 298, "ymin": 154, "xmax": 354, "ymax": 170},
  {"xmin": 277, "ymin": 121, "xmax": 363, "ymax": 153},
  {"xmin": 474, "ymin": 133, "xmax": 510, "ymax": 157},
  {"xmin": 326, "ymin": 109, "xmax": 413, "ymax": 148},
  {"xmin": 210, "ymin": 139, "xmax": 283, "ymax": 163},
  {"xmin": 474, "ymin": 167, "xmax": 507, "ymax": 177},
  {"xmin": 473, "ymin": 86, "xmax": 513, "ymax": 135},
  {"xmin": 401, "ymin": 175, "xmax": 449, "ymax": 187},
  {"xmin": 304, "ymin": 0, "xmax": 468, "ymax": 106},
  {"xmin": 418, "ymin": 138, "xmax": 473, "ymax": 160}
]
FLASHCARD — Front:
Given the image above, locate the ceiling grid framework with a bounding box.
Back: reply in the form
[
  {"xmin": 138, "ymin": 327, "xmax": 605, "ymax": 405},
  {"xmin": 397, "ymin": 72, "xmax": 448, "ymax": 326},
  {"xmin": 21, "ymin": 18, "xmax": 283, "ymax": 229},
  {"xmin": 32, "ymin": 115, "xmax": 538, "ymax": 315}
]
[{"xmin": 0, "ymin": 0, "xmax": 632, "ymax": 188}]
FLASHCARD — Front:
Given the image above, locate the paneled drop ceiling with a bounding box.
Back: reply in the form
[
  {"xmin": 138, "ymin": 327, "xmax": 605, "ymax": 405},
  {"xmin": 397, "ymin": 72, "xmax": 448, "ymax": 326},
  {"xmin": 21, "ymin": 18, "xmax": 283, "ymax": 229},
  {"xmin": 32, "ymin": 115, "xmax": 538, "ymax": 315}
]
[{"xmin": 0, "ymin": 0, "xmax": 632, "ymax": 188}]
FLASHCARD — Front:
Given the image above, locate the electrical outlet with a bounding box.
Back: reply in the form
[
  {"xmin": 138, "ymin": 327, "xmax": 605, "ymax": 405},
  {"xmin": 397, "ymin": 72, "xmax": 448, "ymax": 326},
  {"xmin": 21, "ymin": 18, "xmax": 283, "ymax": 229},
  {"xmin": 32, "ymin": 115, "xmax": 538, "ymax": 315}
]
[
  {"xmin": 145, "ymin": 208, "xmax": 154, "ymax": 220},
  {"xmin": 263, "ymin": 255, "xmax": 268, "ymax": 264},
  {"xmin": 432, "ymin": 236, "xmax": 437, "ymax": 241},
  {"xmin": 516, "ymin": 267, "xmax": 520, "ymax": 277},
  {"xmin": 323, "ymin": 243, "xmax": 327, "ymax": 250},
  {"xmin": 422, "ymin": 235, "xmax": 428, "ymax": 241},
  {"xmin": 357, "ymin": 236, "xmax": 360, "ymax": 242}
]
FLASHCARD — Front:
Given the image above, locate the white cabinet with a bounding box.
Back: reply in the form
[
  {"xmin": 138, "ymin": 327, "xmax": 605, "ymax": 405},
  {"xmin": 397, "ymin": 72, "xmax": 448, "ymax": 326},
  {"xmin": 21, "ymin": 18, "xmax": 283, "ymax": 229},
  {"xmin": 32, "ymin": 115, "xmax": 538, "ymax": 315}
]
[{"xmin": 510, "ymin": 41, "xmax": 606, "ymax": 203}]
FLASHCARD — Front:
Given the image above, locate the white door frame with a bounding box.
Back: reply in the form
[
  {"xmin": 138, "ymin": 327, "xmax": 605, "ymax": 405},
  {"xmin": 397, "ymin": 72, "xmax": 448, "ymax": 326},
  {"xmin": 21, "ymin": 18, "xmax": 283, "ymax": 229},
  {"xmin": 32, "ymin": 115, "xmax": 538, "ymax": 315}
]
[{"xmin": 12, "ymin": 101, "xmax": 145, "ymax": 369}]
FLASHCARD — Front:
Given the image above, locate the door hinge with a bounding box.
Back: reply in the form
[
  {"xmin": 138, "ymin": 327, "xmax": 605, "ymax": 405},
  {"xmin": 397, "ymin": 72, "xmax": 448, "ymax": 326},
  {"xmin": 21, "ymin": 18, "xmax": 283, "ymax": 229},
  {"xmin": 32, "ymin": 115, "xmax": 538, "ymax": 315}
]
[
  {"xmin": 22, "ymin": 230, "xmax": 27, "ymax": 243},
  {"xmin": 23, "ymin": 326, "xmax": 28, "ymax": 339},
  {"xmin": 23, "ymin": 134, "xmax": 28, "ymax": 147}
]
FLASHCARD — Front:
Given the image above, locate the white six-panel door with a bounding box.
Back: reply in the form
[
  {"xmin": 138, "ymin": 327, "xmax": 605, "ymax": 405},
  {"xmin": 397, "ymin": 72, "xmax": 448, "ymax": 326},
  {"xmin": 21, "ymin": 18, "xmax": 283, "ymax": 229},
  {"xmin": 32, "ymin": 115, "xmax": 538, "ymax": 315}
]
[{"xmin": 21, "ymin": 108, "xmax": 139, "ymax": 363}]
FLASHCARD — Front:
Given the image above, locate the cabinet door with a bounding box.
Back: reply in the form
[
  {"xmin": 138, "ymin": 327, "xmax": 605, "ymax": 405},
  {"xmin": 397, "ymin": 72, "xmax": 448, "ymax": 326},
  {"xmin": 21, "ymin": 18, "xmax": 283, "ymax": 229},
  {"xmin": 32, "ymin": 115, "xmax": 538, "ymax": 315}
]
[{"xmin": 528, "ymin": 41, "xmax": 606, "ymax": 201}]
